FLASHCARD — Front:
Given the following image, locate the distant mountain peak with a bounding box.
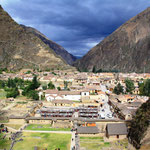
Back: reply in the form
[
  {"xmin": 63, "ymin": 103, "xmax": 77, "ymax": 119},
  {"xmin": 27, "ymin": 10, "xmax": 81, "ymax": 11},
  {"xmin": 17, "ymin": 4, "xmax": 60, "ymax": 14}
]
[
  {"xmin": 0, "ymin": 6, "xmax": 71, "ymax": 70},
  {"xmin": 74, "ymin": 7, "xmax": 150, "ymax": 73},
  {"xmin": 21, "ymin": 25, "xmax": 77, "ymax": 65}
]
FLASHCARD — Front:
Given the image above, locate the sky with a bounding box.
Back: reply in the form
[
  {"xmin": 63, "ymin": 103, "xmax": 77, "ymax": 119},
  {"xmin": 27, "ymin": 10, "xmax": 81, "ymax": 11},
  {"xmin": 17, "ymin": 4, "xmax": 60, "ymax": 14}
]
[{"xmin": 0, "ymin": 0, "xmax": 150, "ymax": 57}]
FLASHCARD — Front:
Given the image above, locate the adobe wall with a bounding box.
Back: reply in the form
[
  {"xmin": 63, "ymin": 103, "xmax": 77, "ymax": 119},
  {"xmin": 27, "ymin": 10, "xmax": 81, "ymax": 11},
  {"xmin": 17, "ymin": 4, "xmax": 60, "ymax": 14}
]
[
  {"xmin": 9, "ymin": 118, "xmax": 26, "ymax": 124},
  {"xmin": 106, "ymin": 135, "xmax": 127, "ymax": 141},
  {"xmin": 28, "ymin": 119, "xmax": 52, "ymax": 124}
]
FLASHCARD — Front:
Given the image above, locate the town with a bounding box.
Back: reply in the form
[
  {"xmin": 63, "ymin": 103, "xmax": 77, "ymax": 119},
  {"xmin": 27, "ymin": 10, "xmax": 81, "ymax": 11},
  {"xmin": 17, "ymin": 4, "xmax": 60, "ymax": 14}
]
[{"xmin": 0, "ymin": 68, "xmax": 149, "ymax": 150}]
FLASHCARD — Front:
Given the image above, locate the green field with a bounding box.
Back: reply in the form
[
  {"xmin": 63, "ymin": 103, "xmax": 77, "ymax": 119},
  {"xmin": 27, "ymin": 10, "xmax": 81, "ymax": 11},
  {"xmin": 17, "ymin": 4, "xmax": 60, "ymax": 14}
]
[
  {"xmin": 0, "ymin": 119, "xmax": 9, "ymax": 123},
  {"xmin": 0, "ymin": 89, "xmax": 6, "ymax": 99},
  {"xmin": 13, "ymin": 132, "xmax": 71, "ymax": 150},
  {"xmin": 0, "ymin": 133, "xmax": 11, "ymax": 150},
  {"xmin": 80, "ymin": 136, "xmax": 128, "ymax": 150},
  {"xmin": 25, "ymin": 124, "xmax": 71, "ymax": 131}
]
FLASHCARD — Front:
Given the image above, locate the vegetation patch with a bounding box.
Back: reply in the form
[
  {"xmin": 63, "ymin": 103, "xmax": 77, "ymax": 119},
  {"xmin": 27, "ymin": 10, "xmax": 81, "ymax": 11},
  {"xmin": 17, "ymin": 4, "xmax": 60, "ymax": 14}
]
[
  {"xmin": 13, "ymin": 132, "xmax": 71, "ymax": 150},
  {"xmin": 80, "ymin": 136, "xmax": 128, "ymax": 150},
  {"xmin": 25, "ymin": 124, "xmax": 71, "ymax": 131},
  {"xmin": 128, "ymin": 99, "xmax": 150, "ymax": 149},
  {"xmin": 0, "ymin": 133, "xmax": 11, "ymax": 150},
  {"xmin": 0, "ymin": 89, "xmax": 7, "ymax": 99}
]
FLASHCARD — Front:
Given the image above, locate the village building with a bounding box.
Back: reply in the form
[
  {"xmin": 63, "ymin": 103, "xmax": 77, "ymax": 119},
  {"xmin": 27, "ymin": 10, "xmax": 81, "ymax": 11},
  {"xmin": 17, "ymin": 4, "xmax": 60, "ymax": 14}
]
[
  {"xmin": 77, "ymin": 126, "xmax": 99, "ymax": 134},
  {"xmin": 106, "ymin": 123, "xmax": 128, "ymax": 140}
]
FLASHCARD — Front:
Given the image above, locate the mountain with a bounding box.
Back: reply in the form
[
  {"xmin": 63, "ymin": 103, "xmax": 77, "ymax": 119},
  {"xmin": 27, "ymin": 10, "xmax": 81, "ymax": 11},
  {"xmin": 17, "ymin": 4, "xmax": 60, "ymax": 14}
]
[
  {"xmin": 21, "ymin": 25, "xmax": 77, "ymax": 65},
  {"xmin": 0, "ymin": 5, "xmax": 71, "ymax": 71},
  {"xmin": 74, "ymin": 7, "xmax": 150, "ymax": 73}
]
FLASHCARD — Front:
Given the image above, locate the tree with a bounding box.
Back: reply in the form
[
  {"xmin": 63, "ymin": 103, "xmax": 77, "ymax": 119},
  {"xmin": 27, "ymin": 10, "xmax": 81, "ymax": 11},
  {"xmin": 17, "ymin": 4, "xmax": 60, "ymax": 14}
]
[
  {"xmin": 6, "ymin": 87, "xmax": 19, "ymax": 98},
  {"xmin": 48, "ymin": 81, "xmax": 55, "ymax": 89},
  {"xmin": 128, "ymin": 99, "xmax": 150, "ymax": 149},
  {"xmin": 31, "ymin": 76, "xmax": 40, "ymax": 89},
  {"xmin": 113, "ymin": 83, "xmax": 124, "ymax": 95},
  {"xmin": 139, "ymin": 79, "xmax": 150, "ymax": 96},
  {"xmin": 27, "ymin": 90, "xmax": 39, "ymax": 100},
  {"xmin": 0, "ymin": 80, "xmax": 5, "ymax": 89},
  {"xmin": 7, "ymin": 78, "xmax": 16, "ymax": 88},
  {"xmin": 22, "ymin": 76, "xmax": 40, "ymax": 100},
  {"xmin": 57, "ymin": 87, "xmax": 61, "ymax": 91},
  {"xmin": 92, "ymin": 66, "xmax": 96, "ymax": 73},
  {"xmin": 22, "ymin": 76, "xmax": 40, "ymax": 93},
  {"xmin": 42, "ymin": 85, "xmax": 47, "ymax": 90},
  {"xmin": 125, "ymin": 79, "xmax": 135, "ymax": 94}
]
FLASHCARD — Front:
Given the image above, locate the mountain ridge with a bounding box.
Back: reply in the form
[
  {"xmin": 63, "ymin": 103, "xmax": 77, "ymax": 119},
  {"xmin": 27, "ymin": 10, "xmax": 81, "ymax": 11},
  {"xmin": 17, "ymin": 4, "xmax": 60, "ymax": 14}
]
[
  {"xmin": 21, "ymin": 25, "xmax": 77, "ymax": 65},
  {"xmin": 74, "ymin": 7, "xmax": 150, "ymax": 73},
  {"xmin": 0, "ymin": 5, "xmax": 71, "ymax": 71}
]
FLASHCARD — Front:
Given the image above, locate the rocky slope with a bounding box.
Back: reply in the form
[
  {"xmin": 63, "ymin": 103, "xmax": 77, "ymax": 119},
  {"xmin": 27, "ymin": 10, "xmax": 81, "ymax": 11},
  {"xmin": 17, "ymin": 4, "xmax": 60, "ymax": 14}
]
[
  {"xmin": 128, "ymin": 99, "xmax": 150, "ymax": 149},
  {"xmin": 0, "ymin": 5, "xmax": 70, "ymax": 71},
  {"xmin": 21, "ymin": 25, "xmax": 77, "ymax": 65},
  {"xmin": 74, "ymin": 7, "xmax": 150, "ymax": 73}
]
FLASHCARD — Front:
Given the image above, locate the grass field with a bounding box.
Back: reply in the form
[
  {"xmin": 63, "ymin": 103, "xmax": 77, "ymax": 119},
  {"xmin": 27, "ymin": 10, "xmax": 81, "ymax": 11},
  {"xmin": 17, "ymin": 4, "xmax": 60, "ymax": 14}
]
[
  {"xmin": 80, "ymin": 136, "xmax": 128, "ymax": 150},
  {"xmin": 13, "ymin": 132, "xmax": 71, "ymax": 150},
  {"xmin": 25, "ymin": 124, "xmax": 71, "ymax": 131},
  {"xmin": 0, "ymin": 119, "xmax": 9, "ymax": 123},
  {"xmin": 0, "ymin": 89, "xmax": 6, "ymax": 99},
  {"xmin": 0, "ymin": 133, "xmax": 11, "ymax": 150}
]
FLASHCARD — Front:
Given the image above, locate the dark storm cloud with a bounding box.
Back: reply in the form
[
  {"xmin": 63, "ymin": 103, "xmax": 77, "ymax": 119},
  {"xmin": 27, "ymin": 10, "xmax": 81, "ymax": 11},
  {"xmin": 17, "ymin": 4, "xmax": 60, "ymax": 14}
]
[{"xmin": 1, "ymin": 0, "xmax": 150, "ymax": 56}]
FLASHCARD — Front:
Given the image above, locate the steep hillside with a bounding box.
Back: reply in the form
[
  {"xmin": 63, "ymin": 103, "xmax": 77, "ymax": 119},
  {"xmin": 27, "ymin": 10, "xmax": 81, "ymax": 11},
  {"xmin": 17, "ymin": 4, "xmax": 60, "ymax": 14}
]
[
  {"xmin": 74, "ymin": 7, "xmax": 150, "ymax": 73},
  {"xmin": 128, "ymin": 99, "xmax": 150, "ymax": 149},
  {"xmin": 0, "ymin": 5, "xmax": 70, "ymax": 71},
  {"xmin": 21, "ymin": 25, "xmax": 77, "ymax": 65}
]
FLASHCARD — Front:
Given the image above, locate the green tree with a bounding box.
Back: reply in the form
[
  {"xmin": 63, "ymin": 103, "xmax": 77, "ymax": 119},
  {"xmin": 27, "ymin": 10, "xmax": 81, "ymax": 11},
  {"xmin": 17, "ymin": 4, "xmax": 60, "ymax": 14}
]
[
  {"xmin": 0, "ymin": 80, "xmax": 5, "ymax": 89},
  {"xmin": 6, "ymin": 87, "xmax": 19, "ymax": 98},
  {"xmin": 57, "ymin": 87, "xmax": 61, "ymax": 91},
  {"xmin": 7, "ymin": 78, "xmax": 16, "ymax": 88},
  {"xmin": 139, "ymin": 79, "xmax": 150, "ymax": 96},
  {"xmin": 42, "ymin": 85, "xmax": 47, "ymax": 90},
  {"xmin": 48, "ymin": 81, "xmax": 55, "ymax": 89},
  {"xmin": 22, "ymin": 76, "xmax": 40, "ymax": 100},
  {"xmin": 125, "ymin": 79, "xmax": 135, "ymax": 94},
  {"xmin": 27, "ymin": 90, "xmax": 39, "ymax": 100},
  {"xmin": 31, "ymin": 76, "xmax": 40, "ymax": 89},
  {"xmin": 128, "ymin": 99, "xmax": 150, "ymax": 149},
  {"xmin": 92, "ymin": 66, "xmax": 96, "ymax": 73},
  {"xmin": 113, "ymin": 83, "xmax": 124, "ymax": 95}
]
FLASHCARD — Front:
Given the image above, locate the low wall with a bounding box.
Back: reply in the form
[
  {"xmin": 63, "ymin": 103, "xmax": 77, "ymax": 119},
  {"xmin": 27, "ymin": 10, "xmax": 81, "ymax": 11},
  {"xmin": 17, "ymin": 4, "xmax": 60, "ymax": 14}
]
[{"xmin": 9, "ymin": 118, "xmax": 26, "ymax": 124}]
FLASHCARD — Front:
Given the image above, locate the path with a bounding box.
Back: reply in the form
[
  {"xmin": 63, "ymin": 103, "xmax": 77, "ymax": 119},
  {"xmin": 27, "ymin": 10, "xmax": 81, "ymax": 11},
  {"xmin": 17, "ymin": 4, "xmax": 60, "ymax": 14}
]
[
  {"xmin": 70, "ymin": 131, "xmax": 75, "ymax": 150},
  {"xmin": 4, "ymin": 126, "xmax": 17, "ymax": 132}
]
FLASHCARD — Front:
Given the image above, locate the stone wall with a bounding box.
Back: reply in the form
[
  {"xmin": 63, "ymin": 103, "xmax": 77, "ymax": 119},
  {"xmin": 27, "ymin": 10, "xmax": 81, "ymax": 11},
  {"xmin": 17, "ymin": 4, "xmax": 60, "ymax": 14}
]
[
  {"xmin": 29, "ymin": 119, "xmax": 52, "ymax": 124},
  {"xmin": 9, "ymin": 118, "xmax": 26, "ymax": 124}
]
